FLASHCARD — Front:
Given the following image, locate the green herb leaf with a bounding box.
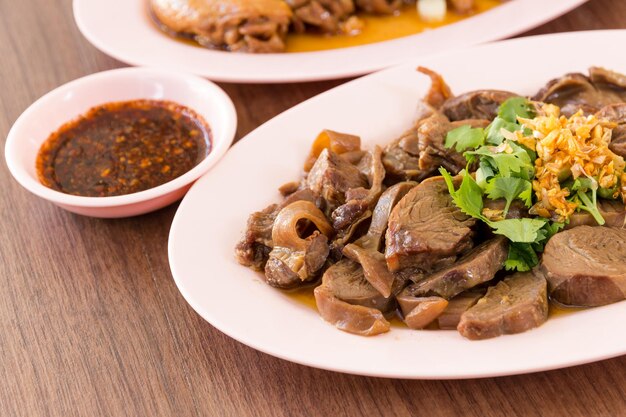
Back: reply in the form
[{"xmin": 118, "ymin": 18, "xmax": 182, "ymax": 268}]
[
  {"xmin": 504, "ymin": 242, "xmax": 539, "ymax": 271},
  {"xmin": 576, "ymin": 190, "xmax": 605, "ymax": 225},
  {"xmin": 498, "ymin": 97, "xmax": 535, "ymax": 123},
  {"xmin": 489, "ymin": 218, "xmax": 547, "ymax": 243},
  {"xmin": 533, "ymin": 221, "xmax": 565, "ymax": 252},
  {"xmin": 445, "ymin": 125, "xmax": 485, "ymax": 152},
  {"xmin": 485, "ymin": 177, "xmax": 532, "ymax": 216},
  {"xmin": 439, "ymin": 168, "xmax": 485, "ymax": 220},
  {"xmin": 569, "ymin": 177, "xmax": 605, "ymax": 225},
  {"xmin": 518, "ymin": 184, "xmax": 533, "ymax": 208},
  {"xmin": 475, "ymin": 159, "xmax": 495, "ymax": 190},
  {"xmin": 485, "ymin": 117, "xmax": 520, "ymax": 145},
  {"xmin": 466, "ymin": 145, "xmax": 531, "ymax": 178}
]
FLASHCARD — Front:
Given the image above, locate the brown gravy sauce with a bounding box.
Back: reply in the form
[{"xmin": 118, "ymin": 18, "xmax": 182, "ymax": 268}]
[{"xmin": 285, "ymin": 286, "xmax": 587, "ymax": 329}]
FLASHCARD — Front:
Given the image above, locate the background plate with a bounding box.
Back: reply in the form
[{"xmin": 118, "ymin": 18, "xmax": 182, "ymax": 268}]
[
  {"xmin": 74, "ymin": 0, "xmax": 586, "ymax": 83},
  {"xmin": 168, "ymin": 31, "xmax": 626, "ymax": 379}
]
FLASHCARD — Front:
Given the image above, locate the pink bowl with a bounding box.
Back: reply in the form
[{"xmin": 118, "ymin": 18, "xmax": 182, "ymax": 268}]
[{"xmin": 4, "ymin": 67, "xmax": 237, "ymax": 217}]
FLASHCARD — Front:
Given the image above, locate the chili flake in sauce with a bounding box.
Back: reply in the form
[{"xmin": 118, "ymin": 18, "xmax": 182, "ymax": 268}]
[{"xmin": 36, "ymin": 99, "xmax": 211, "ymax": 197}]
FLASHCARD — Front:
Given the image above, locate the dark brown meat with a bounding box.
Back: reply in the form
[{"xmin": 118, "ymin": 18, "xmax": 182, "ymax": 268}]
[
  {"xmin": 353, "ymin": 182, "xmax": 417, "ymax": 251},
  {"xmin": 437, "ymin": 289, "xmax": 485, "ymax": 330},
  {"xmin": 306, "ymin": 148, "xmax": 368, "ymax": 212},
  {"xmin": 458, "ymin": 270, "xmax": 548, "ymax": 340},
  {"xmin": 304, "ymin": 129, "xmax": 361, "ymax": 172},
  {"xmin": 235, "ymin": 189, "xmax": 320, "ymax": 270},
  {"xmin": 401, "ymin": 236, "xmax": 508, "ymax": 299},
  {"xmin": 355, "ymin": 0, "xmax": 402, "ymax": 14},
  {"xmin": 381, "ymin": 126, "xmax": 423, "ymax": 180},
  {"xmin": 417, "ymin": 67, "xmax": 454, "ymax": 109},
  {"xmin": 286, "ymin": 0, "xmax": 357, "ymax": 34},
  {"xmin": 150, "ymin": 0, "xmax": 293, "ymax": 53},
  {"xmin": 541, "ymin": 226, "xmax": 626, "ymax": 306},
  {"xmin": 314, "ymin": 285, "xmax": 390, "ymax": 336},
  {"xmin": 340, "ymin": 182, "xmax": 415, "ymax": 297},
  {"xmin": 397, "ymin": 296, "xmax": 448, "ymax": 330},
  {"xmin": 448, "ymin": 0, "xmax": 473, "ymax": 13},
  {"xmin": 385, "ymin": 176, "xmax": 476, "ymax": 272},
  {"xmin": 265, "ymin": 233, "xmax": 328, "ymax": 288},
  {"xmin": 533, "ymin": 68, "xmax": 626, "ymax": 117},
  {"xmin": 331, "ymin": 146, "xmax": 385, "ymax": 241},
  {"xmin": 441, "ymin": 90, "xmax": 516, "ymax": 121},
  {"xmin": 321, "ymin": 259, "xmax": 399, "ymax": 312},
  {"xmin": 382, "ymin": 111, "xmax": 479, "ymax": 180},
  {"xmin": 589, "ymin": 66, "xmax": 626, "ymax": 88},
  {"xmin": 596, "ymin": 103, "xmax": 626, "ymax": 158},
  {"xmin": 482, "ymin": 198, "xmax": 529, "ymax": 220},
  {"xmin": 533, "ymin": 73, "xmax": 599, "ymax": 116},
  {"xmin": 342, "ymin": 244, "xmax": 394, "ymax": 297}
]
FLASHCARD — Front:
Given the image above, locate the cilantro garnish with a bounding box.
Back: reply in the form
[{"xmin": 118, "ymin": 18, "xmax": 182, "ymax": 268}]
[
  {"xmin": 498, "ymin": 96, "xmax": 535, "ymax": 123},
  {"xmin": 440, "ymin": 96, "xmax": 563, "ymax": 271},
  {"xmin": 445, "ymin": 125, "xmax": 485, "ymax": 152}
]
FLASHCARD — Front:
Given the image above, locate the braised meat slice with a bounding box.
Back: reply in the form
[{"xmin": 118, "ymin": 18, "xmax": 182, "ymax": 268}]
[
  {"xmin": 304, "ymin": 129, "xmax": 362, "ymax": 172},
  {"xmin": 341, "ymin": 182, "xmax": 415, "ymax": 297},
  {"xmin": 596, "ymin": 103, "xmax": 626, "ymax": 158},
  {"xmin": 331, "ymin": 146, "xmax": 385, "ymax": 242},
  {"xmin": 382, "ymin": 112, "xmax": 482, "ymax": 180},
  {"xmin": 235, "ymin": 189, "xmax": 320, "ymax": 270},
  {"xmin": 355, "ymin": 0, "xmax": 402, "ymax": 14},
  {"xmin": 396, "ymin": 295, "xmax": 448, "ymax": 330},
  {"xmin": 437, "ymin": 289, "xmax": 485, "ymax": 330},
  {"xmin": 533, "ymin": 67, "xmax": 626, "ymax": 117},
  {"xmin": 314, "ymin": 285, "xmax": 390, "ymax": 336},
  {"xmin": 286, "ymin": 0, "xmax": 358, "ymax": 34},
  {"xmin": 322, "ymin": 259, "xmax": 399, "ymax": 312},
  {"xmin": 401, "ymin": 236, "xmax": 508, "ymax": 299},
  {"xmin": 441, "ymin": 90, "xmax": 516, "ymax": 121},
  {"xmin": 385, "ymin": 176, "xmax": 476, "ymax": 272},
  {"xmin": 306, "ymin": 148, "xmax": 368, "ymax": 212},
  {"xmin": 541, "ymin": 226, "xmax": 626, "ymax": 306},
  {"xmin": 382, "ymin": 126, "xmax": 423, "ymax": 180},
  {"xmin": 448, "ymin": 0, "xmax": 474, "ymax": 13},
  {"xmin": 458, "ymin": 270, "xmax": 548, "ymax": 340},
  {"xmin": 150, "ymin": 0, "xmax": 293, "ymax": 53},
  {"xmin": 314, "ymin": 258, "xmax": 405, "ymax": 336}
]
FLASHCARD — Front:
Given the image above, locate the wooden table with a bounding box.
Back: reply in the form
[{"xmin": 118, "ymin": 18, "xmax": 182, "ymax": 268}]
[{"xmin": 1, "ymin": 1, "xmax": 625, "ymax": 416}]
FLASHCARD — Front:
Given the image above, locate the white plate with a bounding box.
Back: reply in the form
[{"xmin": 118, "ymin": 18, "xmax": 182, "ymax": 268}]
[
  {"xmin": 74, "ymin": 0, "xmax": 587, "ymax": 83},
  {"xmin": 169, "ymin": 31, "xmax": 626, "ymax": 379}
]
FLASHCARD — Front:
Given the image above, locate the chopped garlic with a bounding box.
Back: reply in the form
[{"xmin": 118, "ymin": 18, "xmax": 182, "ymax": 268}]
[{"xmin": 417, "ymin": 0, "xmax": 447, "ymax": 21}]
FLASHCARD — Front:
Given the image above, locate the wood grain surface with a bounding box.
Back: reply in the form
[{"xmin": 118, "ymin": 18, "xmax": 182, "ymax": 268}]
[{"xmin": 1, "ymin": 0, "xmax": 625, "ymax": 416}]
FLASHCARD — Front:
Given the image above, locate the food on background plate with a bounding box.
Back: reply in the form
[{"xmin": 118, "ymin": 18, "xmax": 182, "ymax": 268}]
[
  {"xmin": 150, "ymin": 0, "xmax": 293, "ymax": 53},
  {"xmin": 149, "ymin": 0, "xmax": 502, "ymax": 53},
  {"xmin": 236, "ymin": 66, "xmax": 626, "ymax": 340},
  {"xmin": 37, "ymin": 100, "xmax": 211, "ymax": 197}
]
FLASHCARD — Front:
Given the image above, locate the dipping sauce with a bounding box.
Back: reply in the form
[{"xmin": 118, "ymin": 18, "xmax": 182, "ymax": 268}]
[{"xmin": 36, "ymin": 99, "xmax": 211, "ymax": 197}]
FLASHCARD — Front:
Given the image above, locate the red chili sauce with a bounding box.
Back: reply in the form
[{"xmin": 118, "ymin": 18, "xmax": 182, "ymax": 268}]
[{"xmin": 36, "ymin": 99, "xmax": 211, "ymax": 197}]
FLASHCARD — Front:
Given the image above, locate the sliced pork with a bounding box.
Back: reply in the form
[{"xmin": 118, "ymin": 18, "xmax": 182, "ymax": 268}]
[
  {"xmin": 385, "ymin": 176, "xmax": 476, "ymax": 272},
  {"xmin": 541, "ymin": 226, "xmax": 626, "ymax": 306},
  {"xmin": 458, "ymin": 270, "xmax": 548, "ymax": 340},
  {"xmin": 401, "ymin": 236, "xmax": 508, "ymax": 299},
  {"xmin": 441, "ymin": 90, "xmax": 516, "ymax": 121}
]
